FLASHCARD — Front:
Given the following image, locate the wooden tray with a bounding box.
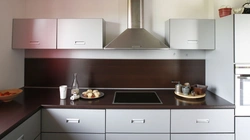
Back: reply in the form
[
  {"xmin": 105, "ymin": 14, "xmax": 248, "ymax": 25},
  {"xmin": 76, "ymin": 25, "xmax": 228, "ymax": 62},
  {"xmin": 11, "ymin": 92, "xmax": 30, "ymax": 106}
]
[{"xmin": 174, "ymin": 91, "xmax": 206, "ymax": 99}]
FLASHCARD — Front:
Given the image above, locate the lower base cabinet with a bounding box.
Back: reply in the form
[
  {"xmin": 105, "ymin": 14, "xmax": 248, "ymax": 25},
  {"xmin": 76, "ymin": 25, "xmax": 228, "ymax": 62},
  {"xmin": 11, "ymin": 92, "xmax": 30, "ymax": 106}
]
[
  {"xmin": 41, "ymin": 133, "xmax": 105, "ymax": 140},
  {"xmin": 171, "ymin": 134, "xmax": 234, "ymax": 140},
  {"xmin": 106, "ymin": 134, "xmax": 170, "ymax": 140},
  {"xmin": 236, "ymin": 117, "xmax": 250, "ymax": 140},
  {"xmin": 2, "ymin": 110, "xmax": 41, "ymax": 140}
]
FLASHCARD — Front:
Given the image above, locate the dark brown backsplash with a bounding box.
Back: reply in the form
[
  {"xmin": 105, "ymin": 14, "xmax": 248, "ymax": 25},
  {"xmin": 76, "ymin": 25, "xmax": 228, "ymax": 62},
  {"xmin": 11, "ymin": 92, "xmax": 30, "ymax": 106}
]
[{"xmin": 25, "ymin": 59, "xmax": 205, "ymax": 88}]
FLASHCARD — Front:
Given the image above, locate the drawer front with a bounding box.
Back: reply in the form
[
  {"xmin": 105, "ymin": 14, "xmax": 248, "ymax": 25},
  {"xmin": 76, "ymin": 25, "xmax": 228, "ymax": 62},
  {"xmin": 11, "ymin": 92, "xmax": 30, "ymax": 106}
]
[
  {"xmin": 171, "ymin": 134, "xmax": 234, "ymax": 140},
  {"xmin": 42, "ymin": 109, "xmax": 105, "ymax": 133},
  {"xmin": 171, "ymin": 109, "xmax": 234, "ymax": 133},
  {"xmin": 106, "ymin": 134, "xmax": 170, "ymax": 140},
  {"xmin": 106, "ymin": 109, "xmax": 170, "ymax": 133},
  {"xmin": 42, "ymin": 133, "xmax": 105, "ymax": 140}
]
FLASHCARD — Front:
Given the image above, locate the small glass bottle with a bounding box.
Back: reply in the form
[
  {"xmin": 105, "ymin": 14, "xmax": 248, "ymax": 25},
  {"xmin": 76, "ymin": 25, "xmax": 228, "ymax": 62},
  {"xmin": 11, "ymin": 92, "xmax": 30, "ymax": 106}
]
[{"xmin": 71, "ymin": 73, "xmax": 79, "ymax": 95}]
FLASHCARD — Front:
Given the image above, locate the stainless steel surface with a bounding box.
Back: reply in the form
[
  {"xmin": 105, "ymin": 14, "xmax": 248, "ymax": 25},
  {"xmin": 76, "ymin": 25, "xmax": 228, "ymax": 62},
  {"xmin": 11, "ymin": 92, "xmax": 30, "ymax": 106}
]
[
  {"xmin": 104, "ymin": 0, "xmax": 169, "ymax": 49},
  {"xmin": 235, "ymin": 64, "xmax": 250, "ymax": 116}
]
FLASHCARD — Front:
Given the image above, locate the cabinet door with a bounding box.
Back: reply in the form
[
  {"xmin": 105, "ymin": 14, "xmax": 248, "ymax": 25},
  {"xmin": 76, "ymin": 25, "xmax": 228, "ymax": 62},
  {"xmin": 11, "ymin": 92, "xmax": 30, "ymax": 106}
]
[
  {"xmin": 171, "ymin": 134, "xmax": 234, "ymax": 140},
  {"xmin": 42, "ymin": 109, "xmax": 105, "ymax": 133},
  {"xmin": 106, "ymin": 134, "xmax": 170, "ymax": 140},
  {"xmin": 166, "ymin": 19, "xmax": 214, "ymax": 49},
  {"xmin": 2, "ymin": 110, "xmax": 41, "ymax": 140},
  {"xmin": 42, "ymin": 133, "xmax": 105, "ymax": 140},
  {"xmin": 12, "ymin": 19, "xmax": 57, "ymax": 49},
  {"xmin": 57, "ymin": 19, "xmax": 104, "ymax": 49},
  {"xmin": 171, "ymin": 109, "xmax": 234, "ymax": 133},
  {"xmin": 106, "ymin": 109, "xmax": 170, "ymax": 133},
  {"xmin": 236, "ymin": 117, "xmax": 250, "ymax": 140},
  {"xmin": 234, "ymin": 14, "xmax": 250, "ymax": 63}
]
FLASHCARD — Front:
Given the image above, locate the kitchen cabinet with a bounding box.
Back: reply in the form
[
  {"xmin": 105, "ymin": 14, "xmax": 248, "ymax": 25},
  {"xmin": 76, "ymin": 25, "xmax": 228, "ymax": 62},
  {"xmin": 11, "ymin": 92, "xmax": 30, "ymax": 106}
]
[
  {"xmin": 171, "ymin": 109, "xmax": 234, "ymax": 140},
  {"xmin": 57, "ymin": 19, "xmax": 104, "ymax": 49},
  {"xmin": 2, "ymin": 110, "xmax": 41, "ymax": 140},
  {"xmin": 234, "ymin": 15, "xmax": 250, "ymax": 63},
  {"xmin": 41, "ymin": 109, "xmax": 105, "ymax": 140},
  {"xmin": 12, "ymin": 19, "xmax": 57, "ymax": 49},
  {"xmin": 171, "ymin": 134, "xmax": 234, "ymax": 140},
  {"xmin": 41, "ymin": 133, "xmax": 104, "ymax": 140},
  {"xmin": 236, "ymin": 117, "xmax": 250, "ymax": 140},
  {"xmin": 165, "ymin": 19, "xmax": 215, "ymax": 50},
  {"xmin": 106, "ymin": 109, "xmax": 170, "ymax": 140}
]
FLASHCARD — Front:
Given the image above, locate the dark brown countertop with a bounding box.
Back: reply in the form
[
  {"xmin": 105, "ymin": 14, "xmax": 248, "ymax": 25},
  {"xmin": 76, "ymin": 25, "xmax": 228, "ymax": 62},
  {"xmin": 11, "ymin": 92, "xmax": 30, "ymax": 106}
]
[{"xmin": 0, "ymin": 88, "xmax": 234, "ymax": 138}]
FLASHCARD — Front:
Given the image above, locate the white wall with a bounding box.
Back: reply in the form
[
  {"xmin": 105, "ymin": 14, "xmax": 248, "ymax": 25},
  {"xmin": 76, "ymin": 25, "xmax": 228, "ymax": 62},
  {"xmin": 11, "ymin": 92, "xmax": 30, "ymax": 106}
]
[
  {"xmin": 0, "ymin": 0, "xmax": 25, "ymax": 89},
  {"xmin": 24, "ymin": 0, "xmax": 210, "ymax": 59}
]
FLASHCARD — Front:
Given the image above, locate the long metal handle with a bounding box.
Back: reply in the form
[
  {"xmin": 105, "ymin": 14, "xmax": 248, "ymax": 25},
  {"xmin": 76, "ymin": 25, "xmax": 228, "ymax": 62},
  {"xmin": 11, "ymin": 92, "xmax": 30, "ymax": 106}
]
[
  {"xmin": 74, "ymin": 41, "xmax": 85, "ymax": 45},
  {"xmin": 66, "ymin": 118, "xmax": 80, "ymax": 123},
  {"xmin": 29, "ymin": 41, "xmax": 40, "ymax": 45},
  {"xmin": 131, "ymin": 119, "xmax": 145, "ymax": 124},
  {"xmin": 238, "ymin": 76, "xmax": 250, "ymax": 79},
  {"xmin": 196, "ymin": 119, "xmax": 210, "ymax": 123}
]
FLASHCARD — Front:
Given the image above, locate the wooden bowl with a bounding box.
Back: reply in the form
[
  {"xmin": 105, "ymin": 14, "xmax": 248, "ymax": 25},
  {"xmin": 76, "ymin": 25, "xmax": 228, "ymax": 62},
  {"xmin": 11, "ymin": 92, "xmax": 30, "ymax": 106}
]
[
  {"xmin": 0, "ymin": 89, "xmax": 23, "ymax": 102},
  {"xmin": 191, "ymin": 84, "xmax": 208, "ymax": 95}
]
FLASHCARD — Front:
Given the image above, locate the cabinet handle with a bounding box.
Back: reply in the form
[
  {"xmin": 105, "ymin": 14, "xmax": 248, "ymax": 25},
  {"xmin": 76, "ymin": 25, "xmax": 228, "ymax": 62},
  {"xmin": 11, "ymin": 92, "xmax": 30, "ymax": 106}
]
[
  {"xmin": 187, "ymin": 40, "xmax": 198, "ymax": 44},
  {"xmin": 17, "ymin": 134, "xmax": 24, "ymax": 140},
  {"xmin": 66, "ymin": 118, "xmax": 80, "ymax": 123},
  {"xmin": 196, "ymin": 119, "xmax": 210, "ymax": 123},
  {"xmin": 75, "ymin": 41, "xmax": 86, "ymax": 45},
  {"xmin": 29, "ymin": 41, "xmax": 40, "ymax": 45},
  {"xmin": 131, "ymin": 119, "xmax": 145, "ymax": 124}
]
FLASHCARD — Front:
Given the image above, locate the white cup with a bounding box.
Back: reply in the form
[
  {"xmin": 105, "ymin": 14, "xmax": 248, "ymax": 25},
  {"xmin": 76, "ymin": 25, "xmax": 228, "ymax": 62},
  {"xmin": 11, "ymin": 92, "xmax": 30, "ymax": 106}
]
[{"xmin": 59, "ymin": 85, "xmax": 67, "ymax": 99}]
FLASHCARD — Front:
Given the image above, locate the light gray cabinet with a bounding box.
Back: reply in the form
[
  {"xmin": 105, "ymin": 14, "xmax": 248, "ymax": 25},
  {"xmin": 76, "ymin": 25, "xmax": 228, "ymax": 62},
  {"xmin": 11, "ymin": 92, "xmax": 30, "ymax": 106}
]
[
  {"xmin": 171, "ymin": 109, "xmax": 234, "ymax": 140},
  {"xmin": 41, "ymin": 109, "xmax": 105, "ymax": 140},
  {"xmin": 41, "ymin": 133, "xmax": 105, "ymax": 140},
  {"xmin": 106, "ymin": 109, "xmax": 170, "ymax": 140},
  {"xmin": 165, "ymin": 19, "xmax": 214, "ymax": 50},
  {"xmin": 57, "ymin": 19, "xmax": 104, "ymax": 49},
  {"xmin": 234, "ymin": 15, "xmax": 250, "ymax": 63},
  {"xmin": 106, "ymin": 134, "xmax": 170, "ymax": 140},
  {"xmin": 12, "ymin": 19, "xmax": 57, "ymax": 49},
  {"xmin": 236, "ymin": 117, "xmax": 250, "ymax": 140},
  {"xmin": 2, "ymin": 110, "xmax": 41, "ymax": 140},
  {"xmin": 171, "ymin": 134, "xmax": 234, "ymax": 140}
]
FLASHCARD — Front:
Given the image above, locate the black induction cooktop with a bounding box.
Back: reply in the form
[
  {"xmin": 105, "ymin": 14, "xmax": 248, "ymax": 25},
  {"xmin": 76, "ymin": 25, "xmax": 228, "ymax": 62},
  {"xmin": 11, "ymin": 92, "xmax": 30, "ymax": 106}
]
[{"xmin": 113, "ymin": 91, "xmax": 162, "ymax": 104}]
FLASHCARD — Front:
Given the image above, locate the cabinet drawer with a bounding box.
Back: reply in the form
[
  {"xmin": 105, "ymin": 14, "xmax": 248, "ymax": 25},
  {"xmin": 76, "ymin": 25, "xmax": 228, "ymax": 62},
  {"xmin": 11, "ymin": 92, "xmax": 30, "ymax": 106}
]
[
  {"xmin": 171, "ymin": 134, "xmax": 234, "ymax": 140},
  {"xmin": 42, "ymin": 133, "xmax": 105, "ymax": 140},
  {"xmin": 42, "ymin": 109, "xmax": 105, "ymax": 133},
  {"xmin": 2, "ymin": 110, "xmax": 41, "ymax": 140},
  {"xmin": 106, "ymin": 134, "xmax": 170, "ymax": 140},
  {"xmin": 171, "ymin": 109, "xmax": 234, "ymax": 133},
  {"xmin": 106, "ymin": 109, "xmax": 170, "ymax": 133}
]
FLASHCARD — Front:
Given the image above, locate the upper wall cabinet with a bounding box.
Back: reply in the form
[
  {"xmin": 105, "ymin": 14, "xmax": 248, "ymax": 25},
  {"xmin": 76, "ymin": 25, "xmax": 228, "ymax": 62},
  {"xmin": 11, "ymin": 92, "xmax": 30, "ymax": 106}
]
[
  {"xmin": 57, "ymin": 19, "xmax": 104, "ymax": 49},
  {"xmin": 165, "ymin": 19, "xmax": 215, "ymax": 50},
  {"xmin": 12, "ymin": 19, "xmax": 57, "ymax": 49}
]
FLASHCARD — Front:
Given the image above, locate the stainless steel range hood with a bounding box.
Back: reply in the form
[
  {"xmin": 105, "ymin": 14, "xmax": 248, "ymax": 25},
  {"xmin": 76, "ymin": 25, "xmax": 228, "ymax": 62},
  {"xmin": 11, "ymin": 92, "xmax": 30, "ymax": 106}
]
[{"xmin": 104, "ymin": 0, "xmax": 169, "ymax": 49}]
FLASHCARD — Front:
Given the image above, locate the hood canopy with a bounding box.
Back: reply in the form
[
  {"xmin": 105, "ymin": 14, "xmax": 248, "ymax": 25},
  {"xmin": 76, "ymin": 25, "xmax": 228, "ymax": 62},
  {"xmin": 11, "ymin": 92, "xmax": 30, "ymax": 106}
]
[{"xmin": 104, "ymin": 0, "xmax": 169, "ymax": 49}]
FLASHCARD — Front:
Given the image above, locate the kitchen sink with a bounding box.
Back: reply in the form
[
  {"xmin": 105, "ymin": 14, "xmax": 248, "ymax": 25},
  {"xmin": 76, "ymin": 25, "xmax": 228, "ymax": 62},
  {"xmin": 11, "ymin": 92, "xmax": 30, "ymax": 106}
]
[{"xmin": 113, "ymin": 91, "xmax": 162, "ymax": 104}]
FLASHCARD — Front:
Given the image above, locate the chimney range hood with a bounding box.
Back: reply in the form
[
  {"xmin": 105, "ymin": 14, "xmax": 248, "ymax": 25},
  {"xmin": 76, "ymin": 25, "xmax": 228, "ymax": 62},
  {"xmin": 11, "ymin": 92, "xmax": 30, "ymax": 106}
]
[{"xmin": 104, "ymin": 0, "xmax": 169, "ymax": 49}]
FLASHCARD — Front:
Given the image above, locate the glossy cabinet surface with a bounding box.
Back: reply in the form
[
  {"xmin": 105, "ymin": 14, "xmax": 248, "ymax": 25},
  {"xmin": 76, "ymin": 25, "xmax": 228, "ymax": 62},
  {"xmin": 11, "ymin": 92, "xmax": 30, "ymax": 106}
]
[
  {"xmin": 106, "ymin": 134, "xmax": 170, "ymax": 140},
  {"xmin": 236, "ymin": 117, "xmax": 250, "ymax": 140},
  {"xmin": 57, "ymin": 19, "xmax": 104, "ymax": 49},
  {"xmin": 166, "ymin": 19, "xmax": 214, "ymax": 50},
  {"xmin": 12, "ymin": 19, "xmax": 57, "ymax": 49},
  {"xmin": 106, "ymin": 109, "xmax": 170, "ymax": 133},
  {"xmin": 42, "ymin": 109, "xmax": 105, "ymax": 133},
  {"xmin": 171, "ymin": 109, "xmax": 234, "ymax": 133},
  {"xmin": 234, "ymin": 15, "xmax": 250, "ymax": 63},
  {"xmin": 2, "ymin": 110, "xmax": 41, "ymax": 140},
  {"xmin": 42, "ymin": 133, "xmax": 105, "ymax": 140},
  {"xmin": 171, "ymin": 134, "xmax": 234, "ymax": 140}
]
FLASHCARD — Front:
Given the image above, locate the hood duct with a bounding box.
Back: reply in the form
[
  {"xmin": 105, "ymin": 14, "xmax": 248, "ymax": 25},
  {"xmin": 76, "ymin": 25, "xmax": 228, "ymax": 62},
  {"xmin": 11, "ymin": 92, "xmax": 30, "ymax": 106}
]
[{"xmin": 104, "ymin": 0, "xmax": 169, "ymax": 49}]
